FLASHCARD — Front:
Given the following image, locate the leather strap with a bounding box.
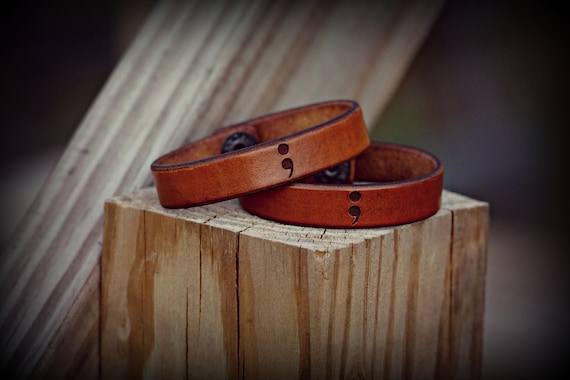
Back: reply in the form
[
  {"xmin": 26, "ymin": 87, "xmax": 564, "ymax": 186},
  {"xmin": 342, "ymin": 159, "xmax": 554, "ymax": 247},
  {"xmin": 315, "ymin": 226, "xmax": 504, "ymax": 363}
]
[
  {"xmin": 151, "ymin": 100, "xmax": 369, "ymax": 208},
  {"xmin": 239, "ymin": 142, "xmax": 444, "ymax": 228}
]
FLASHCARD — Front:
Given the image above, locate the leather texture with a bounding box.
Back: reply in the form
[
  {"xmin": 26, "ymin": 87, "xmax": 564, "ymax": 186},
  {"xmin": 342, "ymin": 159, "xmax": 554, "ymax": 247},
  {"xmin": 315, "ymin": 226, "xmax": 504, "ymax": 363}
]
[
  {"xmin": 240, "ymin": 142, "xmax": 444, "ymax": 228},
  {"xmin": 151, "ymin": 100, "xmax": 370, "ymax": 208}
]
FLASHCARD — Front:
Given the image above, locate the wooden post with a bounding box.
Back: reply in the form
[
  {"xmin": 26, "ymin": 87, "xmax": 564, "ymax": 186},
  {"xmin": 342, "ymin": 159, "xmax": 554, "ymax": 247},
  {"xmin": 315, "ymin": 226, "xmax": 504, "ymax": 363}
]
[{"xmin": 101, "ymin": 188, "xmax": 488, "ymax": 379}]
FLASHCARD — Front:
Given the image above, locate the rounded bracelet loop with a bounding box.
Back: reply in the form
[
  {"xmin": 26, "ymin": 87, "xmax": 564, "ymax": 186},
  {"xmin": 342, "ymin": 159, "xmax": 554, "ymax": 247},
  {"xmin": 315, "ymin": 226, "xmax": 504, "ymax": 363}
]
[
  {"xmin": 151, "ymin": 100, "xmax": 370, "ymax": 208},
  {"xmin": 239, "ymin": 142, "xmax": 444, "ymax": 228}
]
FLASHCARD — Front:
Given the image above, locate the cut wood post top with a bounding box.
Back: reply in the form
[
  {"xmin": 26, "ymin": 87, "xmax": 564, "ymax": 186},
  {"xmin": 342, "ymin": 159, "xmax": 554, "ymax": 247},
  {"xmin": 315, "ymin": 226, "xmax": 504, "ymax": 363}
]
[{"xmin": 108, "ymin": 187, "xmax": 488, "ymax": 247}]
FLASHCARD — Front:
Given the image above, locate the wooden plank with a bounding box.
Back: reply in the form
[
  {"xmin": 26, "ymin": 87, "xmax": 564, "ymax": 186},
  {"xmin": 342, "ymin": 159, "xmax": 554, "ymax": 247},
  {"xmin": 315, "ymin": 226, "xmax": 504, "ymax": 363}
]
[
  {"xmin": 100, "ymin": 188, "xmax": 487, "ymax": 379},
  {"xmin": 0, "ymin": 0, "xmax": 445, "ymax": 377},
  {"xmin": 28, "ymin": 264, "xmax": 100, "ymax": 380}
]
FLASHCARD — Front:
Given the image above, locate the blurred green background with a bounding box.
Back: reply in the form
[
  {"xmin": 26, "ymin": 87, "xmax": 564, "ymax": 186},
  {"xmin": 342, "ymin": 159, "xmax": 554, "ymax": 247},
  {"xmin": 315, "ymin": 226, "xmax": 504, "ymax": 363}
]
[{"xmin": 0, "ymin": 1, "xmax": 567, "ymax": 379}]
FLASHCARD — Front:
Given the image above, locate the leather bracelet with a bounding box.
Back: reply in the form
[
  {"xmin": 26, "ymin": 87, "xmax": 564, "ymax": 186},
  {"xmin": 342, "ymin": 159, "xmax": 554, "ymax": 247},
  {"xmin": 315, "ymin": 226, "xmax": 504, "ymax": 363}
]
[
  {"xmin": 239, "ymin": 142, "xmax": 444, "ymax": 228},
  {"xmin": 151, "ymin": 100, "xmax": 369, "ymax": 208}
]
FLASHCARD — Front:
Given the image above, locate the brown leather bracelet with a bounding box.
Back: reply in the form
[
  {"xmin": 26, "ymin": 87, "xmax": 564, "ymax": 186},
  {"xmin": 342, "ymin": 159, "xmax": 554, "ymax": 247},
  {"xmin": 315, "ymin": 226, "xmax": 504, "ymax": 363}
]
[
  {"xmin": 151, "ymin": 100, "xmax": 369, "ymax": 208},
  {"xmin": 239, "ymin": 142, "xmax": 444, "ymax": 228}
]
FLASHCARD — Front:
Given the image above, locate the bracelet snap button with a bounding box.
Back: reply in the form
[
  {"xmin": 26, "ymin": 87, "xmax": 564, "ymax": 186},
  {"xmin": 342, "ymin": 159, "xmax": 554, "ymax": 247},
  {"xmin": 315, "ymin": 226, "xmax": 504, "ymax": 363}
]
[
  {"xmin": 221, "ymin": 132, "xmax": 258, "ymax": 153},
  {"xmin": 315, "ymin": 161, "xmax": 351, "ymax": 184}
]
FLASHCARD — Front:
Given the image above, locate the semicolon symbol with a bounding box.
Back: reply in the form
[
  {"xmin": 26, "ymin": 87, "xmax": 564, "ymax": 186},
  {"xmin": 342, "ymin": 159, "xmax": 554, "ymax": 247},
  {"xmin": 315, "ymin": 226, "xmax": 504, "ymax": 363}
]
[
  {"xmin": 348, "ymin": 191, "xmax": 362, "ymax": 225},
  {"xmin": 278, "ymin": 143, "xmax": 293, "ymax": 178}
]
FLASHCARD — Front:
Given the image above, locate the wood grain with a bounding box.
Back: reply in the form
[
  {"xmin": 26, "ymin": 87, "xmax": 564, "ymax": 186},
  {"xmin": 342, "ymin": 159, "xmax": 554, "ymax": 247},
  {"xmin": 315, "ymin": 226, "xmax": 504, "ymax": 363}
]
[
  {"xmin": 101, "ymin": 188, "xmax": 487, "ymax": 379},
  {"xmin": 0, "ymin": 0, "xmax": 444, "ymax": 377}
]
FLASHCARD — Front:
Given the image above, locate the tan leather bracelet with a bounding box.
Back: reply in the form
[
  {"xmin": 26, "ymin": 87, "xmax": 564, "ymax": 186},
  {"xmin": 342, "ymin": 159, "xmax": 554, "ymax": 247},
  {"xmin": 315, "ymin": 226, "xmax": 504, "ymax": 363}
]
[
  {"xmin": 239, "ymin": 142, "xmax": 444, "ymax": 228},
  {"xmin": 151, "ymin": 100, "xmax": 369, "ymax": 208}
]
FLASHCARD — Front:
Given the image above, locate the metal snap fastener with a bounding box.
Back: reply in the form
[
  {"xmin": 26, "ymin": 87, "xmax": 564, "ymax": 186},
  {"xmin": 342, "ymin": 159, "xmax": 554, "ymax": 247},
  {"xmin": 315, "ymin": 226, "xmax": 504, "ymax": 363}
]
[
  {"xmin": 315, "ymin": 161, "xmax": 351, "ymax": 184},
  {"xmin": 221, "ymin": 132, "xmax": 258, "ymax": 153}
]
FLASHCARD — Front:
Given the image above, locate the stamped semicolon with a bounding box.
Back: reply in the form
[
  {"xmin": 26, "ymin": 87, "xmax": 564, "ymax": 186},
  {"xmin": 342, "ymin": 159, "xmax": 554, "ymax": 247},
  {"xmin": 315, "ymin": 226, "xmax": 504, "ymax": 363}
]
[
  {"xmin": 348, "ymin": 191, "xmax": 362, "ymax": 225},
  {"xmin": 278, "ymin": 143, "xmax": 293, "ymax": 178}
]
